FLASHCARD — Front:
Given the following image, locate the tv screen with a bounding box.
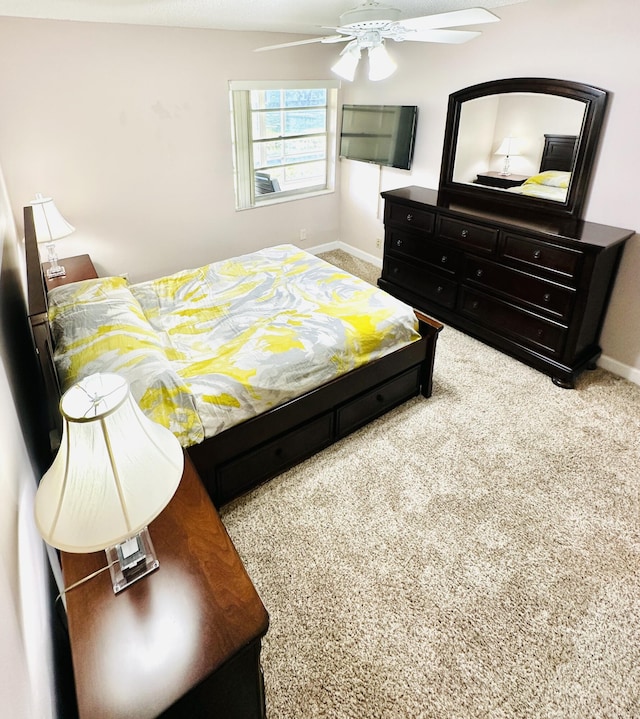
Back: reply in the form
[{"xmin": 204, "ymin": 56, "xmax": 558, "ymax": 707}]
[{"xmin": 339, "ymin": 104, "xmax": 418, "ymax": 170}]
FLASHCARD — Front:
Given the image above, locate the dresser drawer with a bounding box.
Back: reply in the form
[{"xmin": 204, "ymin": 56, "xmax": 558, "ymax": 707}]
[
  {"xmin": 337, "ymin": 367, "xmax": 421, "ymax": 437},
  {"xmin": 217, "ymin": 414, "xmax": 333, "ymax": 501},
  {"xmin": 464, "ymin": 257, "xmax": 575, "ymax": 321},
  {"xmin": 439, "ymin": 217, "xmax": 498, "ymax": 255},
  {"xmin": 501, "ymin": 233, "xmax": 583, "ymax": 282},
  {"xmin": 383, "ymin": 257, "xmax": 458, "ymax": 309},
  {"xmin": 386, "ymin": 202, "xmax": 435, "ymax": 233},
  {"xmin": 386, "ymin": 229, "xmax": 459, "ymax": 275},
  {"xmin": 460, "ymin": 288, "xmax": 567, "ymax": 356}
]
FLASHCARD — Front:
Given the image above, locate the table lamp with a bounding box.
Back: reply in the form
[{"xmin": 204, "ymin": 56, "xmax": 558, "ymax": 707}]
[
  {"xmin": 494, "ymin": 136, "xmax": 521, "ymax": 176},
  {"xmin": 30, "ymin": 192, "xmax": 75, "ymax": 279},
  {"xmin": 35, "ymin": 373, "xmax": 184, "ymax": 594}
]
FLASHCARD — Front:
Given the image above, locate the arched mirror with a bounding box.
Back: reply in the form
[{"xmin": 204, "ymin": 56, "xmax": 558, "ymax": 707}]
[{"xmin": 438, "ymin": 78, "xmax": 608, "ymax": 219}]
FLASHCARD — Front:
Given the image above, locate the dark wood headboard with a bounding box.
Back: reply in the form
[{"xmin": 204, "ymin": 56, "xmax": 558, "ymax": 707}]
[
  {"xmin": 24, "ymin": 205, "xmax": 63, "ymax": 448},
  {"xmin": 540, "ymin": 134, "xmax": 578, "ymax": 173}
]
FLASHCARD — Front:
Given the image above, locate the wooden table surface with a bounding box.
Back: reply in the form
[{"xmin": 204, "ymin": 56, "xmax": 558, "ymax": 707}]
[
  {"xmin": 61, "ymin": 454, "xmax": 269, "ymax": 719},
  {"xmin": 42, "ymin": 254, "xmax": 98, "ymax": 291}
]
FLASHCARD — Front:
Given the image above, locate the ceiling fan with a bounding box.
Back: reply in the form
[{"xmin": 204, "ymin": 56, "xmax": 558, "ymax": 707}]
[{"xmin": 255, "ymin": 2, "xmax": 500, "ymax": 81}]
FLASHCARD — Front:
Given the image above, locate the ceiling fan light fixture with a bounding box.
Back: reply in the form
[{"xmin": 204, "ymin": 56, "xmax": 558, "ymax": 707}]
[
  {"xmin": 331, "ymin": 41, "xmax": 362, "ymax": 81},
  {"xmin": 368, "ymin": 42, "xmax": 396, "ymax": 81}
]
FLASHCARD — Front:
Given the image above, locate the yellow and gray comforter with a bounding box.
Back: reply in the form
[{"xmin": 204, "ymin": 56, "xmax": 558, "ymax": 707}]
[{"xmin": 48, "ymin": 244, "xmax": 420, "ymax": 447}]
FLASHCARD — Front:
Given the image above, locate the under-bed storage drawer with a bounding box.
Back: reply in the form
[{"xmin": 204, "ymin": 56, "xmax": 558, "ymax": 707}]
[
  {"xmin": 216, "ymin": 414, "xmax": 333, "ymax": 503},
  {"xmin": 337, "ymin": 366, "xmax": 421, "ymax": 437}
]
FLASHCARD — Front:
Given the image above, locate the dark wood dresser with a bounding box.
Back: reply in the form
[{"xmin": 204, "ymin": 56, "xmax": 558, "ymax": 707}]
[{"xmin": 378, "ymin": 186, "xmax": 634, "ymax": 387}]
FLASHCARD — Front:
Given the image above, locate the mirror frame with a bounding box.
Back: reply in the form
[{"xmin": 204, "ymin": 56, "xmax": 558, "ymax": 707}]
[{"xmin": 438, "ymin": 77, "xmax": 609, "ymax": 220}]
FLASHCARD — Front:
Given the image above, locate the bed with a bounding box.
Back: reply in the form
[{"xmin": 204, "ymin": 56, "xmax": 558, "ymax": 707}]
[
  {"xmin": 507, "ymin": 133, "xmax": 578, "ymax": 202},
  {"xmin": 25, "ymin": 207, "xmax": 442, "ymax": 507}
]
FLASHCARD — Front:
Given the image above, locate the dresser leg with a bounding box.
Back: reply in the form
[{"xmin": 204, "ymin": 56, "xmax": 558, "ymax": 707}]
[{"xmin": 552, "ymin": 376, "xmax": 575, "ymax": 389}]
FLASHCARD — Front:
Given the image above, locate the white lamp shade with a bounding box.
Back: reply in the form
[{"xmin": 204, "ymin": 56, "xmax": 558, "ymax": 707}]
[
  {"xmin": 35, "ymin": 373, "xmax": 184, "ymax": 553},
  {"xmin": 495, "ymin": 136, "xmax": 521, "ymax": 156},
  {"xmin": 368, "ymin": 43, "xmax": 397, "ymax": 81},
  {"xmin": 331, "ymin": 42, "xmax": 361, "ymax": 81},
  {"xmin": 30, "ymin": 193, "xmax": 75, "ymax": 243}
]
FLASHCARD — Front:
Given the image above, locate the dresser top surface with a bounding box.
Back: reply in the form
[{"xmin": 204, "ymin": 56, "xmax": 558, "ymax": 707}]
[{"xmin": 381, "ymin": 186, "xmax": 634, "ymax": 249}]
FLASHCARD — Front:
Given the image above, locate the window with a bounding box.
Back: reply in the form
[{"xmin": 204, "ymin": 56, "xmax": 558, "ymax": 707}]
[{"xmin": 230, "ymin": 80, "xmax": 339, "ymax": 210}]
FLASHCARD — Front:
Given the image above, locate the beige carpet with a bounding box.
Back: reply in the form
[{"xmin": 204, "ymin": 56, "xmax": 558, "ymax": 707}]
[{"xmin": 220, "ymin": 250, "xmax": 640, "ymax": 719}]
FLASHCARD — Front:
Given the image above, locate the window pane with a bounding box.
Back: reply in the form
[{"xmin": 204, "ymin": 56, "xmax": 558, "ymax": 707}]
[
  {"xmin": 250, "ymin": 88, "xmax": 327, "ymax": 110},
  {"xmin": 252, "ymin": 109, "xmax": 327, "ymax": 141},
  {"xmin": 255, "ymin": 160, "xmax": 327, "ymax": 198},
  {"xmin": 252, "ymin": 111, "xmax": 282, "ymax": 139},
  {"xmin": 285, "ymin": 109, "xmax": 326, "ymax": 135},
  {"xmin": 284, "ymin": 161, "xmax": 326, "ymax": 185},
  {"xmin": 283, "ymin": 89, "xmax": 327, "ymax": 108},
  {"xmin": 253, "ymin": 136, "xmax": 326, "ymax": 170}
]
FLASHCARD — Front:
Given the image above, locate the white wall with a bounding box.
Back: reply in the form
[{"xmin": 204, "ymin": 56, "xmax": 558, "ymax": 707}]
[
  {"xmin": 0, "ymin": 18, "xmax": 342, "ymax": 283},
  {"xmin": 339, "ymin": 0, "xmax": 640, "ymax": 380},
  {"xmin": 0, "ymin": 171, "xmax": 56, "ymax": 718}
]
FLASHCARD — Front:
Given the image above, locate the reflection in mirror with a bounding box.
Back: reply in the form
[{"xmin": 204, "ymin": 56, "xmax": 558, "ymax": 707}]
[
  {"xmin": 453, "ymin": 93, "xmax": 586, "ymax": 203},
  {"xmin": 438, "ymin": 78, "xmax": 609, "ymax": 220}
]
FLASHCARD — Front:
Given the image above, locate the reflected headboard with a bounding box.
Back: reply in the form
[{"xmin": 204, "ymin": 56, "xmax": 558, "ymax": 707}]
[{"xmin": 540, "ymin": 134, "xmax": 578, "ymax": 173}]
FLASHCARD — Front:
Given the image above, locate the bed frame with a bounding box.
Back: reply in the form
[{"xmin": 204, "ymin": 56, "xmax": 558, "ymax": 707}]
[{"xmin": 25, "ymin": 206, "xmax": 443, "ymax": 507}]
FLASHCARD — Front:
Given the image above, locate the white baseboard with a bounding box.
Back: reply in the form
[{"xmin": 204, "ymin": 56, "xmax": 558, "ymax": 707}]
[
  {"xmin": 598, "ymin": 354, "xmax": 640, "ymax": 386},
  {"xmin": 308, "ymin": 242, "xmax": 640, "ymax": 388},
  {"xmin": 308, "ymin": 241, "xmax": 382, "ymax": 269}
]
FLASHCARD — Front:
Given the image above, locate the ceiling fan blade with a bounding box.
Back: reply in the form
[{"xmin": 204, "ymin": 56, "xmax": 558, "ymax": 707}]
[
  {"xmin": 399, "ymin": 29, "xmax": 482, "ymax": 44},
  {"xmin": 400, "ymin": 8, "xmax": 499, "ymax": 31},
  {"xmin": 254, "ymin": 35, "xmax": 346, "ymax": 52},
  {"xmin": 322, "ymin": 34, "xmax": 355, "ymax": 44}
]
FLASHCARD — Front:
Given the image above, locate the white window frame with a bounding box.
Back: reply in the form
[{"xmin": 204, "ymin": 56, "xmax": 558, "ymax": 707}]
[{"xmin": 229, "ymin": 80, "xmax": 340, "ymax": 210}]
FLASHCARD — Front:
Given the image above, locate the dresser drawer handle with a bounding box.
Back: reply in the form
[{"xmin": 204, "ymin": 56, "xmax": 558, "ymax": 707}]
[
  {"xmin": 395, "ymin": 238, "xmax": 403, "ymax": 247},
  {"xmin": 537, "ymin": 328, "xmax": 544, "ymax": 338},
  {"xmin": 471, "ymin": 300, "xmax": 480, "ymax": 310},
  {"xmin": 475, "ymin": 268, "xmax": 484, "ymax": 278},
  {"xmin": 406, "ymin": 213, "xmax": 413, "ymax": 222},
  {"xmin": 460, "ymin": 229, "xmax": 469, "ymax": 238},
  {"xmin": 441, "ymin": 255, "xmax": 448, "ymax": 264},
  {"xmin": 392, "ymin": 266, "xmax": 399, "ymax": 274},
  {"xmin": 436, "ymin": 286, "xmax": 444, "ymax": 294},
  {"xmin": 543, "ymin": 293, "xmax": 552, "ymax": 303},
  {"xmin": 533, "ymin": 249, "xmax": 542, "ymax": 260},
  {"xmin": 376, "ymin": 393, "xmax": 385, "ymax": 403}
]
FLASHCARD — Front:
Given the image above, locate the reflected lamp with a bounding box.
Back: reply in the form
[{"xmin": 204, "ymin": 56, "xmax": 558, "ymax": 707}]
[
  {"xmin": 30, "ymin": 192, "xmax": 75, "ymax": 279},
  {"xmin": 495, "ymin": 136, "xmax": 521, "ymax": 176},
  {"xmin": 35, "ymin": 373, "xmax": 184, "ymax": 594}
]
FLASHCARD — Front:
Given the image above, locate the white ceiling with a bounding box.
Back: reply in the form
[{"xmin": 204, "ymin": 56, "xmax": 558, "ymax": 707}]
[{"xmin": 0, "ymin": 0, "xmax": 528, "ymax": 34}]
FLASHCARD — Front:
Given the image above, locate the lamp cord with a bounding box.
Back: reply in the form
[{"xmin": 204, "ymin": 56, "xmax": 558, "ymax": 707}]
[{"xmin": 55, "ymin": 559, "xmax": 119, "ymax": 605}]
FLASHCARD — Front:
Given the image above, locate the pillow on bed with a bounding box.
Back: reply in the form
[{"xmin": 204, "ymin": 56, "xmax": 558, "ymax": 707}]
[
  {"xmin": 523, "ymin": 170, "xmax": 571, "ymax": 188},
  {"xmin": 48, "ymin": 277, "xmax": 204, "ymax": 446}
]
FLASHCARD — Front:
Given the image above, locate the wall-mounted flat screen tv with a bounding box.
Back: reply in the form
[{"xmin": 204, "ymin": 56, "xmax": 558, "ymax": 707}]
[{"xmin": 339, "ymin": 104, "xmax": 418, "ymax": 170}]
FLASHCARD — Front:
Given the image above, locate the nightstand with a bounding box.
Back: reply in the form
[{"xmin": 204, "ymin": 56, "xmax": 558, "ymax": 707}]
[
  {"xmin": 61, "ymin": 454, "xmax": 269, "ymax": 719},
  {"xmin": 42, "ymin": 254, "xmax": 98, "ymax": 291},
  {"xmin": 474, "ymin": 171, "xmax": 529, "ymax": 189}
]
